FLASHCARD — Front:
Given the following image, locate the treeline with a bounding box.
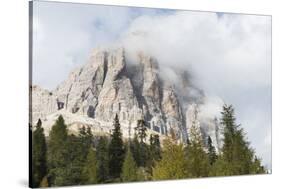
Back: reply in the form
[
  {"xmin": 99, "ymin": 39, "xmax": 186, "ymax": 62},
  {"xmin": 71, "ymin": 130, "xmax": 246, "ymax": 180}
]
[{"xmin": 31, "ymin": 104, "xmax": 266, "ymax": 187}]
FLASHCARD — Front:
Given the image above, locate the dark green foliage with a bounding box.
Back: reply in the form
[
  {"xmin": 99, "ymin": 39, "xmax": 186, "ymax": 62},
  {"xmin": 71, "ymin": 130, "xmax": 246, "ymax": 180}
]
[
  {"xmin": 220, "ymin": 104, "xmax": 254, "ymax": 175},
  {"xmin": 121, "ymin": 148, "xmax": 138, "ymax": 182},
  {"xmin": 136, "ymin": 119, "xmax": 147, "ymax": 143},
  {"xmin": 108, "ymin": 115, "xmax": 125, "ymax": 178},
  {"xmin": 38, "ymin": 116, "xmax": 105, "ymax": 187},
  {"xmin": 138, "ymin": 143, "xmax": 149, "ymax": 168},
  {"xmin": 150, "ymin": 134, "xmax": 161, "ymax": 160},
  {"xmin": 207, "ymin": 136, "xmax": 217, "ymax": 165},
  {"xmin": 134, "ymin": 119, "xmax": 150, "ymax": 167},
  {"xmin": 47, "ymin": 116, "xmax": 87, "ymax": 186},
  {"xmin": 78, "ymin": 126, "xmax": 94, "ymax": 161},
  {"xmin": 149, "ymin": 134, "xmax": 161, "ymax": 168},
  {"xmin": 130, "ymin": 133, "xmax": 141, "ymax": 166},
  {"xmin": 79, "ymin": 126, "xmax": 92, "ymax": 146},
  {"xmin": 66, "ymin": 126, "xmax": 95, "ymax": 185},
  {"xmin": 32, "ymin": 119, "xmax": 47, "ymax": 188},
  {"xmin": 62, "ymin": 134, "xmax": 86, "ymax": 185},
  {"xmin": 186, "ymin": 136, "xmax": 191, "ymax": 145},
  {"xmin": 210, "ymin": 104, "xmax": 266, "ymax": 176},
  {"xmin": 82, "ymin": 149, "xmax": 98, "ymax": 184},
  {"xmin": 47, "ymin": 115, "xmax": 69, "ymax": 186},
  {"xmin": 96, "ymin": 136, "xmax": 109, "ymax": 183}
]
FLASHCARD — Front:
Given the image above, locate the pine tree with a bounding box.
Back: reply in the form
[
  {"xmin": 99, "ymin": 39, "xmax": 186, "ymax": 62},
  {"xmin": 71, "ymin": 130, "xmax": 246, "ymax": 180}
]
[
  {"xmin": 135, "ymin": 119, "xmax": 149, "ymax": 167},
  {"xmin": 121, "ymin": 148, "xmax": 138, "ymax": 182},
  {"xmin": 130, "ymin": 133, "xmax": 141, "ymax": 166},
  {"xmin": 32, "ymin": 119, "xmax": 47, "ymax": 188},
  {"xmin": 136, "ymin": 119, "xmax": 147, "ymax": 143},
  {"xmin": 138, "ymin": 143, "xmax": 149, "ymax": 168},
  {"xmin": 63, "ymin": 134, "xmax": 86, "ymax": 185},
  {"xmin": 153, "ymin": 139, "xmax": 188, "ymax": 180},
  {"xmin": 209, "ymin": 157, "xmax": 230, "ymax": 176},
  {"xmin": 108, "ymin": 115, "xmax": 125, "ymax": 178},
  {"xmin": 185, "ymin": 109, "xmax": 210, "ymax": 177},
  {"xmin": 143, "ymin": 134, "xmax": 161, "ymax": 178},
  {"xmin": 96, "ymin": 136, "xmax": 109, "ymax": 183},
  {"xmin": 207, "ymin": 136, "xmax": 217, "ymax": 165},
  {"xmin": 82, "ymin": 148, "xmax": 98, "ymax": 184},
  {"xmin": 185, "ymin": 142, "xmax": 210, "ymax": 177},
  {"xmin": 78, "ymin": 126, "xmax": 93, "ymax": 160},
  {"xmin": 149, "ymin": 134, "xmax": 161, "ymax": 162},
  {"xmin": 250, "ymin": 156, "xmax": 266, "ymax": 174},
  {"xmin": 222, "ymin": 104, "xmax": 254, "ymax": 175},
  {"xmin": 47, "ymin": 115, "xmax": 69, "ymax": 186},
  {"xmin": 210, "ymin": 104, "xmax": 265, "ymax": 176}
]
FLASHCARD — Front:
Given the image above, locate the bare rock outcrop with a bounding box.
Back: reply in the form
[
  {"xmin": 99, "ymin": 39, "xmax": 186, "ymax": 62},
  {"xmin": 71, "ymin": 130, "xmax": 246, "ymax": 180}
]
[{"xmin": 31, "ymin": 47, "xmax": 221, "ymax": 148}]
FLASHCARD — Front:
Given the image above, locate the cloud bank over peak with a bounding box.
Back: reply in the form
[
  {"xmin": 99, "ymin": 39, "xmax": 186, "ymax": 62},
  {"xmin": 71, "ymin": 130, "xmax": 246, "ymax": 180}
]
[{"xmin": 118, "ymin": 12, "xmax": 271, "ymax": 97}]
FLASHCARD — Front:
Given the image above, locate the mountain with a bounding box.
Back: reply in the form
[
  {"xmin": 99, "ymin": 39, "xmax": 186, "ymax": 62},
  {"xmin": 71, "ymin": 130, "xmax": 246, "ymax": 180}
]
[{"xmin": 31, "ymin": 47, "xmax": 223, "ymax": 151}]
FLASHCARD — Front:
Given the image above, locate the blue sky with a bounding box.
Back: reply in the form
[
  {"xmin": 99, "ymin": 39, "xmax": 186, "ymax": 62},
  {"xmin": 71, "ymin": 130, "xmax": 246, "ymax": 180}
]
[{"xmin": 32, "ymin": 1, "xmax": 271, "ymax": 169}]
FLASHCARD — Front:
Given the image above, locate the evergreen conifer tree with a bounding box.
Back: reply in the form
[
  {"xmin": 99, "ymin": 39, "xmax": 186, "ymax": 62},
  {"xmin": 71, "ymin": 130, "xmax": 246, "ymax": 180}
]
[
  {"xmin": 136, "ymin": 119, "xmax": 147, "ymax": 143},
  {"xmin": 149, "ymin": 134, "xmax": 161, "ymax": 162},
  {"xmin": 185, "ymin": 109, "xmax": 210, "ymax": 177},
  {"xmin": 207, "ymin": 136, "xmax": 217, "ymax": 165},
  {"xmin": 211, "ymin": 104, "xmax": 265, "ymax": 176},
  {"xmin": 78, "ymin": 126, "xmax": 93, "ymax": 160},
  {"xmin": 32, "ymin": 119, "xmax": 47, "ymax": 187},
  {"xmin": 153, "ymin": 139, "xmax": 187, "ymax": 180},
  {"xmin": 121, "ymin": 148, "xmax": 138, "ymax": 182},
  {"xmin": 135, "ymin": 119, "xmax": 149, "ymax": 167},
  {"xmin": 82, "ymin": 148, "xmax": 98, "ymax": 184},
  {"xmin": 250, "ymin": 156, "xmax": 266, "ymax": 174},
  {"xmin": 47, "ymin": 115, "xmax": 69, "ymax": 186},
  {"xmin": 108, "ymin": 114, "xmax": 125, "ymax": 178},
  {"xmin": 96, "ymin": 136, "xmax": 109, "ymax": 183},
  {"xmin": 131, "ymin": 133, "xmax": 141, "ymax": 166},
  {"xmin": 63, "ymin": 134, "xmax": 87, "ymax": 185}
]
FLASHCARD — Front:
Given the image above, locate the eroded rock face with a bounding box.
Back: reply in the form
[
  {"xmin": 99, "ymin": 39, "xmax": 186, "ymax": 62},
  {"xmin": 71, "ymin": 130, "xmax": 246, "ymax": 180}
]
[
  {"xmin": 31, "ymin": 85, "xmax": 57, "ymax": 124},
  {"xmin": 54, "ymin": 49, "xmax": 107, "ymax": 117},
  {"xmin": 160, "ymin": 84, "xmax": 183, "ymax": 139},
  {"xmin": 31, "ymin": 47, "xmax": 221, "ymax": 148}
]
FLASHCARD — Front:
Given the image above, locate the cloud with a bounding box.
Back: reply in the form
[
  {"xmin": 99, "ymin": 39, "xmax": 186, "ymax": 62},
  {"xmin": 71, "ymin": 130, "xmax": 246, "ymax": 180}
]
[
  {"xmin": 32, "ymin": 2, "xmax": 271, "ymax": 168},
  {"xmin": 119, "ymin": 12, "xmax": 271, "ymax": 94},
  {"xmin": 32, "ymin": 1, "xmax": 169, "ymax": 89}
]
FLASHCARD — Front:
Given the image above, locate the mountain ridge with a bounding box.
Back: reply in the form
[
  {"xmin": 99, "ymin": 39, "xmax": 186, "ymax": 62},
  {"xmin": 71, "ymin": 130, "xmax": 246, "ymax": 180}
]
[{"xmin": 31, "ymin": 47, "xmax": 222, "ymax": 151}]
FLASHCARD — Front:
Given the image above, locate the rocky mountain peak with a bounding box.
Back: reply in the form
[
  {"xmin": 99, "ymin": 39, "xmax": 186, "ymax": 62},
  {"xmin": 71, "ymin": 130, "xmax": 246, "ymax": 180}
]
[{"xmin": 31, "ymin": 47, "xmax": 223, "ymax": 150}]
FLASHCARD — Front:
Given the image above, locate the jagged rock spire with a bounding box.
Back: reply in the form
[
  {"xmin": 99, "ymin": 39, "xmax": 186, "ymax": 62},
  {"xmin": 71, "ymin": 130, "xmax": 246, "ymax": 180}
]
[{"xmin": 32, "ymin": 47, "xmax": 220, "ymax": 149}]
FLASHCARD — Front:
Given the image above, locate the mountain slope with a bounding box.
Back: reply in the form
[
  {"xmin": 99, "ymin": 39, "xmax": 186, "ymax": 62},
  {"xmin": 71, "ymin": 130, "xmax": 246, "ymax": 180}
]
[{"xmin": 31, "ymin": 47, "xmax": 222, "ymax": 150}]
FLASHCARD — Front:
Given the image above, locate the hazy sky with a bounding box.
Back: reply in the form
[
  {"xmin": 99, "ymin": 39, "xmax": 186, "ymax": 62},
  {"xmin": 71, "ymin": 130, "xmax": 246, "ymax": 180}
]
[{"xmin": 32, "ymin": 1, "xmax": 271, "ymax": 169}]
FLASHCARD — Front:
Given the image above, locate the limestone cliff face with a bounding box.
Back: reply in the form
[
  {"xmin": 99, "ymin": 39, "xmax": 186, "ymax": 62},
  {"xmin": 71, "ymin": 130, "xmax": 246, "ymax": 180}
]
[
  {"xmin": 31, "ymin": 85, "xmax": 57, "ymax": 123},
  {"xmin": 31, "ymin": 47, "xmax": 222, "ymax": 149}
]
